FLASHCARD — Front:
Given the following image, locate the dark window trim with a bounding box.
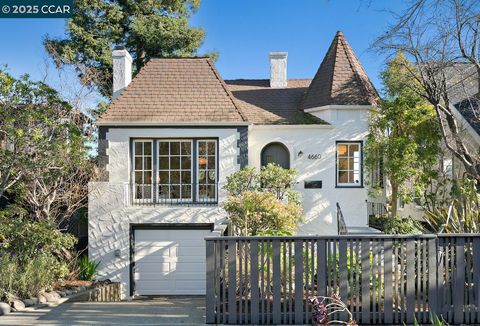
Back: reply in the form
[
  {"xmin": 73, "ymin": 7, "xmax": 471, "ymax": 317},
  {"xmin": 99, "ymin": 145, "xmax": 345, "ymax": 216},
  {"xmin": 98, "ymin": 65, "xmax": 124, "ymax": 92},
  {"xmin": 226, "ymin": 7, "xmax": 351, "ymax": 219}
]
[
  {"xmin": 129, "ymin": 223, "xmax": 214, "ymax": 297},
  {"xmin": 260, "ymin": 141, "xmax": 291, "ymax": 169},
  {"xmin": 335, "ymin": 140, "xmax": 364, "ymax": 188},
  {"xmin": 129, "ymin": 137, "xmax": 219, "ymax": 204}
]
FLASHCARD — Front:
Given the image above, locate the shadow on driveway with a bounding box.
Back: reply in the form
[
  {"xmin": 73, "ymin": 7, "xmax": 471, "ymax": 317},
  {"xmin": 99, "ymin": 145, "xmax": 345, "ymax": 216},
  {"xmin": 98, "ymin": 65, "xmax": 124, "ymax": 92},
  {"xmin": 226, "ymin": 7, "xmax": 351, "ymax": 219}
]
[{"xmin": 0, "ymin": 296, "xmax": 206, "ymax": 325}]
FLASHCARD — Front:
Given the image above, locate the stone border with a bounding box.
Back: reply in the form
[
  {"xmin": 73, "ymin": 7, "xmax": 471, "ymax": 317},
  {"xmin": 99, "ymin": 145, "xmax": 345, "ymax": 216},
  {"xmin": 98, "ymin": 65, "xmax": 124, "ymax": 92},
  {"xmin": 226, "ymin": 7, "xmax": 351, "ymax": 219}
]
[{"xmin": 0, "ymin": 282, "xmax": 121, "ymax": 316}]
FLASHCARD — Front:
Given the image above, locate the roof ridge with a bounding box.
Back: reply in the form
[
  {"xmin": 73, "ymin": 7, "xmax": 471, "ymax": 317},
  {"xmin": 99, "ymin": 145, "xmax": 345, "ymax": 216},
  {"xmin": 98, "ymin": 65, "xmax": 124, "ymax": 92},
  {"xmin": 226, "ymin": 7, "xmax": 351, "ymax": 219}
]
[
  {"xmin": 299, "ymin": 32, "xmax": 339, "ymax": 110},
  {"xmin": 206, "ymin": 59, "xmax": 248, "ymax": 122},
  {"xmin": 149, "ymin": 57, "xmax": 210, "ymax": 60}
]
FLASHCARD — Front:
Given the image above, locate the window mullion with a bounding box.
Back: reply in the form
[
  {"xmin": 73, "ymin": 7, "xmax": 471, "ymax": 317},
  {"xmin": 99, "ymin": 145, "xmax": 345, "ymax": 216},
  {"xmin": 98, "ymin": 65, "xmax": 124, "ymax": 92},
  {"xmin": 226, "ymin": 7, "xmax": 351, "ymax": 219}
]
[
  {"xmin": 153, "ymin": 140, "xmax": 158, "ymax": 205},
  {"xmin": 193, "ymin": 140, "xmax": 198, "ymax": 203}
]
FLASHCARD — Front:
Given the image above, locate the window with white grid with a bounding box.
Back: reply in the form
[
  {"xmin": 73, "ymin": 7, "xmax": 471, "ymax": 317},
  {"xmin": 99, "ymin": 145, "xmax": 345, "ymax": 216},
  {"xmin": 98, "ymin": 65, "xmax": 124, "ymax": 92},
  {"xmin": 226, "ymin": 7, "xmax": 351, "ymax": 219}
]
[
  {"xmin": 336, "ymin": 142, "xmax": 362, "ymax": 187},
  {"xmin": 158, "ymin": 140, "xmax": 193, "ymax": 201},
  {"xmin": 197, "ymin": 140, "xmax": 217, "ymax": 202},
  {"xmin": 133, "ymin": 140, "xmax": 153, "ymax": 199}
]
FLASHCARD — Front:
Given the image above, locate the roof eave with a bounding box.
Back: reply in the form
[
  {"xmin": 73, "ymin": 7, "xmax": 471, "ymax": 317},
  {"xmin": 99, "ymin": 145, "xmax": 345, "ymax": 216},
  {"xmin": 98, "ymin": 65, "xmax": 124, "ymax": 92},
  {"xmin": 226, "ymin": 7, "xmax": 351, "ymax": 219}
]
[{"xmin": 94, "ymin": 121, "xmax": 252, "ymax": 127}]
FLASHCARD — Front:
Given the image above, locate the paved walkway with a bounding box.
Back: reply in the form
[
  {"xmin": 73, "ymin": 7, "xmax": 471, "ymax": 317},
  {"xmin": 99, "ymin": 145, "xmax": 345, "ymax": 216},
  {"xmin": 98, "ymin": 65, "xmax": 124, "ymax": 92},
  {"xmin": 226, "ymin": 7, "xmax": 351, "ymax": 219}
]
[{"xmin": 0, "ymin": 297, "xmax": 206, "ymax": 325}]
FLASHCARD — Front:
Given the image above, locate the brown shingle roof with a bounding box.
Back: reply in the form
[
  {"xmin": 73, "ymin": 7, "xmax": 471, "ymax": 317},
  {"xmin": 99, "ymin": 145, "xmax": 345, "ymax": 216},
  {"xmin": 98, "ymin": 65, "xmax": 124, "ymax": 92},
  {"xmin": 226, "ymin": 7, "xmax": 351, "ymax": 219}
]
[
  {"xmin": 301, "ymin": 31, "xmax": 380, "ymax": 110},
  {"xmin": 96, "ymin": 58, "xmax": 246, "ymax": 124},
  {"xmin": 225, "ymin": 79, "xmax": 328, "ymax": 125}
]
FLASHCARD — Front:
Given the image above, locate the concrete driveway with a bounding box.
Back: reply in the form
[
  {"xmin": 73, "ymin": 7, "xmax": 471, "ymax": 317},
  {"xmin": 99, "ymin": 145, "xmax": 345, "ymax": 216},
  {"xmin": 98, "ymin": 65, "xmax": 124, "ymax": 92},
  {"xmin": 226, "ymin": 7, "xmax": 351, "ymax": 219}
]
[{"xmin": 0, "ymin": 297, "xmax": 206, "ymax": 325}]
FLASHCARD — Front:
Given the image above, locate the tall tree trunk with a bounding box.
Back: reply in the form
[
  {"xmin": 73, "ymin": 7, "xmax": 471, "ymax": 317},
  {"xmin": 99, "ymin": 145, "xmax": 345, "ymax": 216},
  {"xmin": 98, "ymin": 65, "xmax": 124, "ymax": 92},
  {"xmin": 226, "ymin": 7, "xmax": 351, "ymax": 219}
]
[{"xmin": 391, "ymin": 182, "xmax": 399, "ymax": 217}]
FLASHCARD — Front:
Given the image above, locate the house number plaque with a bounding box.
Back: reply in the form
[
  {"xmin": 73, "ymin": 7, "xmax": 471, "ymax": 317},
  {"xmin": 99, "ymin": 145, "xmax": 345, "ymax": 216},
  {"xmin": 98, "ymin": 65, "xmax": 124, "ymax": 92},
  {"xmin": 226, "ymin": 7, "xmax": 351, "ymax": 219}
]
[{"xmin": 307, "ymin": 154, "xmax": 322, "ymax": 159}]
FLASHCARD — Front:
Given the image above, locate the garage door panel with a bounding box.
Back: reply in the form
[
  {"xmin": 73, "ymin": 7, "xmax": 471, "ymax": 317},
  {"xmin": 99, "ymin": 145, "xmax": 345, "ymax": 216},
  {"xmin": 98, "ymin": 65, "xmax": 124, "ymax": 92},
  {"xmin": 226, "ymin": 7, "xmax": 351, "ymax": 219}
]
[
  {"xmin": 175, "ymin": 262, "xmax": 206, "ymax": 272},
  {"xmin": 134, "ymin": 262, "xmax": 173, "ymax": 274},
  {"xmin": 135, "ymin": 273, "xmax": 172, "ymax": 281},
  {"xmin": 176, "ymin": 246, "xmax": 204, "ymax": 257},
  {"xmin": 136, "ymin": 282, "xmax": 173, "ymax": 294},
  {"xmin": 133, "ymin": 228, "xmax": 210, "ymax": 295},
  {"xmin": 135, "ymin": 240, "xmax": 175, "ymax": 248},
  {"xmin": 135, "ymin": 246, "xmax": 175, "ymax": 257},
  {"xmin": 175, "ymin": 281, "xmax": 206, "ymax": 292}
]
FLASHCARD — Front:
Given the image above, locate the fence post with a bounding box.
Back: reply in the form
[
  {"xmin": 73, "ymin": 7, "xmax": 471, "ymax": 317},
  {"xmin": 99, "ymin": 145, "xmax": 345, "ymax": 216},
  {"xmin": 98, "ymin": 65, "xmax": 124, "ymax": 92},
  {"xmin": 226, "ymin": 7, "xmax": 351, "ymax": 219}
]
[
  {"xmin": 250, "ymin": 239, "xmax": 259, "ymax": 324},
  {"xmin": 361, "ymin": 239, "xmax": 370, "ymax": 324},
  {"xmin": 294, "ymin": 240, "xmax": 304, "ymax": 324},
  {"xmin": 317, "ymin": 239, "xmax": 326, "ymax": 297},
  {"xmin": 428, "ymin": 237, "xmax": 438, "ymax": 316},
  {"xmin": 206, "ymin": 239, "xmax": 216, "ymax": 324},
  {"xmin": 384, "ymin": 239, "xmax": 393, "ymax": 324},
  {"xmin": 473, "ymin": 237, "xmax": 480, "ymax": 324},
  {"xmin": 454, "ymin": 237, "xmax": 465, "ymax": 325},
  {"xmin": 228, "ymin": 240, "xmax": 237, "ymax": 324},
  {"xmin": 339, "ymin": 239, "xmax": 348, "ymax": 309},
  {"xmin": 273, "ymin": 240, "xmax": 281, "ymax": 324},
  {"xmin": 406, "ymin": 239, "xmax": 415, "ymax": 324}
]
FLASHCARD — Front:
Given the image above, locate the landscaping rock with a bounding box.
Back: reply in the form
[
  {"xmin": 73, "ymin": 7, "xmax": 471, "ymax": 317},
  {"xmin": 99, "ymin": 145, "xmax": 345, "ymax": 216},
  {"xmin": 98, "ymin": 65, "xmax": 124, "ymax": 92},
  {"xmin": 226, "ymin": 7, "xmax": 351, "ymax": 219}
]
[
  {"xmin": 0, "ymin": 302, "xmax": 11, "ymax": 315},
  {"xmin": 22, "ymin": 298, "xmax": 36, "ymax": 307},
  {"xmin": 57, "ymin": 291, "xmax": 66, "ymax": 297},
  {"xmin": 11, "ymin": 299, "xmax": 25, "ymax": 311},
  {"xmin": 38, "ymin": 293, "xmax": 47, "ymax": 304},
  {"xmin": 30, "ymin": 297, "xmax": 39, "ymax": 305},
  {"xmin": 43, "ymin": 291, "xmax": 61, "ymax": 302}
]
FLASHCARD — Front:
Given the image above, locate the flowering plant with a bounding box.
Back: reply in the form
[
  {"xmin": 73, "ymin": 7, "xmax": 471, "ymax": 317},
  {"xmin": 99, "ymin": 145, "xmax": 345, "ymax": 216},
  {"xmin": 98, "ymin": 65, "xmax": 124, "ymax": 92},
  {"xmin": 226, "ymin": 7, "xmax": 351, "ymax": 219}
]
[{"xmin": 309, "ymin": 294, "xmax": 357, "ymax": 326}]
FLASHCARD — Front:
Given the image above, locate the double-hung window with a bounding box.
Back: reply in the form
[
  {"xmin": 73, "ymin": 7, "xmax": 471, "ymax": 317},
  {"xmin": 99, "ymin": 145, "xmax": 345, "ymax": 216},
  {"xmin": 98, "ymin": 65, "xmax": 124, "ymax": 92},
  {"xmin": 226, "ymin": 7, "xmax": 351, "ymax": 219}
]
[
  {"xmin": 132, "ymin": 139, "xmax": 217, "ymax": 204},
  {"xmin": 336, "ymin": 141, "xmax": 362, "ymax": 187}
]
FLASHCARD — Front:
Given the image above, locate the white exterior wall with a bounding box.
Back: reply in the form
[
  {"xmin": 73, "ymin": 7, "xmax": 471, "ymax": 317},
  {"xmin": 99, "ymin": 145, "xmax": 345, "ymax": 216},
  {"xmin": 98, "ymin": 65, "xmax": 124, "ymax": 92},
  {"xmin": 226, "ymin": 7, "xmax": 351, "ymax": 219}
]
[
  {"xmin": 249, "ymin": 107, "xmax": 372, "ymax": 235},
  {"xmin": 89, "ymin": 109, "xmax": 374, "ymax": 297},
  {"xmin": 88, "ymin": 128, "xmax": 240, "ymax": 298}
]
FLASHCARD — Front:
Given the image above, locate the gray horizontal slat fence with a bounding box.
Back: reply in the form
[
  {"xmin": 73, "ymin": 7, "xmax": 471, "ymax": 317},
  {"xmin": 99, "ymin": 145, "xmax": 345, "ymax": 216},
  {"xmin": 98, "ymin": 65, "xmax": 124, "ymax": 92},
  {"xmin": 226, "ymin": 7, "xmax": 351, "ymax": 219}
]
[{"xmin": 206, "ymin": 234, "xmax": 480, "ymax": 325}]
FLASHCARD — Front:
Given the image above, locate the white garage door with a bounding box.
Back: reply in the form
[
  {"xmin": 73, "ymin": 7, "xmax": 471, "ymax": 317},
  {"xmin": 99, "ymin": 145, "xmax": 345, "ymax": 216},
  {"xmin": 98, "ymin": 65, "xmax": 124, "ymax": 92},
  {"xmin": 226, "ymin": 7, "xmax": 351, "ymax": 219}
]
[{"xmin": 133, "ymin": 228, "xmax": 210, "ymax": 295}]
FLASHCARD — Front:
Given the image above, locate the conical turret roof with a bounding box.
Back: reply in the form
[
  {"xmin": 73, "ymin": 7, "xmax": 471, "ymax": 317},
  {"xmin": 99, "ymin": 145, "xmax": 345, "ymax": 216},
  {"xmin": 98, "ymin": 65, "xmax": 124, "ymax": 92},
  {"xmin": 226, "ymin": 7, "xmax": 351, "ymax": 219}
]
[{"xmin": 301, "ymin": 31, "xmax": 379, "ymax": 110}]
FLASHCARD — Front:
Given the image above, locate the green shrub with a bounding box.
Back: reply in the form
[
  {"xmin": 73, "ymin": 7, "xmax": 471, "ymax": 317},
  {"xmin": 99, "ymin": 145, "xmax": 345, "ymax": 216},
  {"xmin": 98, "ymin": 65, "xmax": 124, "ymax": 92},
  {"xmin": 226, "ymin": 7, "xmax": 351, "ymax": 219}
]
[
  {"xmin": 223, "ymin": 164, "xmax": 303, "ymax": 236},
  {"xmin": 0, "ymin": 208, "xmax": 76, "ymax": 257},
  {"xmin": 0, "ymin": 209, "xmax": 76, "ymax": 301},
  {"xmin": 0, "ymin": 253, "xmax": 69, "ymax": 300},
  {"xmin": 370, "ymin": 215, "xmax": 423, "ymax": 234},
  {"xmin": 424, "ymin": 178, "xmax": 480, "ymax": 233},
  {"xmin": 78, "ymin": 255, "xmax": 100, "ymax": 281}
]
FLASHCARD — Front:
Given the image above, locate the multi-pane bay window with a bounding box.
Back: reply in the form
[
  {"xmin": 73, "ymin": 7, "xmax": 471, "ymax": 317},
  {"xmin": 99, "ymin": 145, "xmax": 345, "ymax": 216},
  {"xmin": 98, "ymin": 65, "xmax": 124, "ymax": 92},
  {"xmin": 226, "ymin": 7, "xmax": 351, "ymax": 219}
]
[
  {"xmin": 132, "ymin": 139, "xmax": 217, "ymax": 203},
  {"xmin": 336, "ymin": 141, "xmax": 362, "ymax": 187}
]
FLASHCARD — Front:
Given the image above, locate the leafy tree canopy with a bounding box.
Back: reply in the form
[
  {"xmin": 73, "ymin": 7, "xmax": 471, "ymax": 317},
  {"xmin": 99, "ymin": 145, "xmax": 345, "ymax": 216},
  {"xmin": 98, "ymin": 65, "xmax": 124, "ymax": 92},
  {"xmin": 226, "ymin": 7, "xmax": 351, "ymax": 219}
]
[
  {"xmin": 365, "ymin": 53, "xmax": 441, "ymax": 216},
  {"xmin": 44, "ymin": 0, "xmax": 207, "ymax": 98},
  {"xmin": 0, "ymin": 68, "xmax": 94, "ymax": 222}
]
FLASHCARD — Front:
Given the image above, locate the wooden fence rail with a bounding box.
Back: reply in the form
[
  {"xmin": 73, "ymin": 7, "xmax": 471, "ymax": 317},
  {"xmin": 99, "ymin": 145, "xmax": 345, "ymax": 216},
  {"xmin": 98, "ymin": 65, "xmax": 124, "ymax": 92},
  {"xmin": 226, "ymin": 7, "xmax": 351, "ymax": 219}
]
[{"xmin": 205, "ymin": 234, "xmax": 480, "ymax": 325}]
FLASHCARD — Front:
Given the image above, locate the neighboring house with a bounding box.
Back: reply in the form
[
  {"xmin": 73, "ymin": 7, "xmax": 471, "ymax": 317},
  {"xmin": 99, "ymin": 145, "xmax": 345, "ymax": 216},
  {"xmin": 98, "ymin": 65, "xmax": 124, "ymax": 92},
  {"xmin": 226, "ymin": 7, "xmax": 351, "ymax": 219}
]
[
  {"xmin": 88, "ymin": 31, "xmax": 380, "ymax": 298},
  {"xmin": 398, "ymin": 64, "xmax": 480, "ymax": 219}
]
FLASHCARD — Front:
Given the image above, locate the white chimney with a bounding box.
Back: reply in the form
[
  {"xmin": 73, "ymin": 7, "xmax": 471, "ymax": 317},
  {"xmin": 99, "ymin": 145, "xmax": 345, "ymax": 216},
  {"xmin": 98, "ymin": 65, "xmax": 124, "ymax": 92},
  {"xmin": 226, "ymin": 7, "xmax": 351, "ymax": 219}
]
[
  {"xmin": 112, "ymin": 46, "xmax": 132, "ymax": 99},
  {"xmin": 269, "ymin": 52, "xmax": 288, "ymax": 88}
]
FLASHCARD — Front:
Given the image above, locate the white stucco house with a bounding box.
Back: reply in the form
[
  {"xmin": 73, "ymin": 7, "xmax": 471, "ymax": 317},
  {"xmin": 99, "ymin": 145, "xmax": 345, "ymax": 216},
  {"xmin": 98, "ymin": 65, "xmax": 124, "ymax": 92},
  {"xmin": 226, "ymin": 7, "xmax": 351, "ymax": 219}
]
[{"xmin": 89, "ymin": 31, "xmax": 381, "ymax": 298}]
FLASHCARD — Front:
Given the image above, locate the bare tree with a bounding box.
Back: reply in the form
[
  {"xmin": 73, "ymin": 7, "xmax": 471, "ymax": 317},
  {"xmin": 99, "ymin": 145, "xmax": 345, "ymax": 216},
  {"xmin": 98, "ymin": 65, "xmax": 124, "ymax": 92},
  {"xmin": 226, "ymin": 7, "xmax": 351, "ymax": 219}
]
[{"xmin": 374, "ymin": 0, "xmax": 480, "ymax": 183}]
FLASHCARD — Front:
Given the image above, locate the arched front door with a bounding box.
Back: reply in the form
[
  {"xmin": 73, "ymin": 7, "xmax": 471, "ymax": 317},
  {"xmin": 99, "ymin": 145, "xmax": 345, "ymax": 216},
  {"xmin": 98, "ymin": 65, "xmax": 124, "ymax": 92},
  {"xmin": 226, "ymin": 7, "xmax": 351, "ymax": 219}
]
[{"xmin": 261, "ymin": 142, "xmax": 290, "ymax": 169}]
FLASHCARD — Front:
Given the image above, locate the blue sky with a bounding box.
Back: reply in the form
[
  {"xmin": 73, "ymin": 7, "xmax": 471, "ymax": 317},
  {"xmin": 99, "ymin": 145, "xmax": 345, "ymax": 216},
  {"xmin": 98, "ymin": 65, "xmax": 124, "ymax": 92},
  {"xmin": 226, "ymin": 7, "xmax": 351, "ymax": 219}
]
[{"xmin": 0, "ymin": 0, "xmax": 408, "ymax": 98}]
